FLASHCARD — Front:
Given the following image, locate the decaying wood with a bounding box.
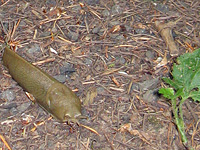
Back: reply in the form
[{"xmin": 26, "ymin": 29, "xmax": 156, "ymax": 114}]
[{"xmin": 155, "ymin": 20, "xmax": 179, "ymax": 56}]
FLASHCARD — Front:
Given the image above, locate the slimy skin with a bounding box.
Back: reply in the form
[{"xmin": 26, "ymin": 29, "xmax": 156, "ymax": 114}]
[{"xmin": 3, "ymin": 47, "xmax": 82, "ymax": 123}]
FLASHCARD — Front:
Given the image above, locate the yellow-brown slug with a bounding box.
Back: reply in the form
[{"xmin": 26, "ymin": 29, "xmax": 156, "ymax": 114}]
[{"xmin": 3, "ymin": 46, "xmax": 82, "ymax": 123}]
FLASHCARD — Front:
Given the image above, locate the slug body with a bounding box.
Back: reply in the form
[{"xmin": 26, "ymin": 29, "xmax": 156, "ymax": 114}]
[{"xmin": 3, "ymin": 47, "xmax": 81, "ymax": 123}]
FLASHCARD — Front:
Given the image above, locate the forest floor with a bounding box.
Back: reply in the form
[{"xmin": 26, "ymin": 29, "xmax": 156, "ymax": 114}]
[{"xmin": 0, "ymin": 0, "xmax": 200, "ymax": 150}]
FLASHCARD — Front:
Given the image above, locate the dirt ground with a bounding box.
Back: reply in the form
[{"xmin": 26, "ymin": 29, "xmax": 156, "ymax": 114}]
[{"xmin": 0, "ymin": 0, "xmax": 200, "ymax": 150}]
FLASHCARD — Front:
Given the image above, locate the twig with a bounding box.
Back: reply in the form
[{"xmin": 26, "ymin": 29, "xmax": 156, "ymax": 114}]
[
  {"xmin": 155, "ymin": 20, "xmax": 180, "ymax": 56},
  {"xmin": 0, "ymin": 0, "xmax": 10, "ymax": 7},
  {"xmin": 0, "ymin": 134, "xmax": 12, "ymax": 150}
]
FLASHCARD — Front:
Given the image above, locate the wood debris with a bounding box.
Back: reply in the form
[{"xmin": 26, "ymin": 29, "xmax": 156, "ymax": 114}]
[{"xmin": 155, "ymin": 20, "xmax": 179, "ymax": 56}]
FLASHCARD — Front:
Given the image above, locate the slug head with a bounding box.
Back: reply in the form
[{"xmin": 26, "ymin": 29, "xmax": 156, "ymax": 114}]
[{"xmin": 46, "ymin": 83, "xmax": 82, "ymax": 123}]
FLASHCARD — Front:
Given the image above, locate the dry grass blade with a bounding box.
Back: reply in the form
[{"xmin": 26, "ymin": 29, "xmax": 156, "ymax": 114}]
[
  {"xmin": 0, "ymin": 0, "xmax": 10, "ymax": 7},
  {"xmin": 30, "ymin": 121, "xmax": 45, "ymax": 132},
  {"xmin": 10, "ymin": 19, "xmax": 21, "ymax": 41},
  {"xmin": 31, "ymin": 10, "xmax": 43, "ymax": 19},
  {"xmin": 32, "ymin": 58, "xmax": 55, "ymax": 65},
  {"xmin": 102, "ymin": 67, "xmax": 123, "ymax": 76},
  {"xmin": 84, "ymin": 3, "xmax": 102, "ymax": 19},
  {"xmin": 57, "ymin": 35, "xmax": 73, "ymax": 44},
  {"xmin": 191, "ymin": 119, "xmax": 200, "ymax": 147},
  {"xmin": 79, "ymin": 124, "xmax": 100, "ymax": 136},
  {"xmin": 0, "ymin": 134, "xmax": 12, "ymax": 150},
  {"xmin": 40, "ymin": 16, "xmax": 71, "ymax": 25}
]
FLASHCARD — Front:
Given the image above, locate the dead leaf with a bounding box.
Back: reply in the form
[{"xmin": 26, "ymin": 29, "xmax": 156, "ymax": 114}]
[
  {"xmin": 154, "ymin": 52, "xmax": 168, "ymax": 69},
  {"xmin": 25, "ymin": 92, "xmax": 35, "ymax": 102},
  {"xmin": 118, "ymin": 123, "xmax": 132, "ymax": 133},
  {"xmin": 83, "ymin": 87, "xmax": 97, "ymax": 106},
  {"xmin": 119, "ymin": 123, "xmax": 151, "ymax": 145},
  {"xmin": 48, "ymin": 8, "xmax": 62, "ymax": 17}
]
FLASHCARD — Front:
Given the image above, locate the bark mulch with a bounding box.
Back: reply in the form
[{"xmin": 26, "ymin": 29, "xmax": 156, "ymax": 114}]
[{"xmin": 0, "ymin": 0, "xmax": 200, "ymax": 150}]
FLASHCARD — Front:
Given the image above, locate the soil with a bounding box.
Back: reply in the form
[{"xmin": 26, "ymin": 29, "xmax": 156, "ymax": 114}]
[{"xmin": 0, "ymin": 0, "xmax": 200, "ymax": 150}]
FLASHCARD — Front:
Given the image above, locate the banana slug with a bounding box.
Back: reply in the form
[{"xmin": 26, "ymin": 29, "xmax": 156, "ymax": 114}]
[{"xmin": 3, "ymin": 46, "xmax": 82, "ymax": 123}]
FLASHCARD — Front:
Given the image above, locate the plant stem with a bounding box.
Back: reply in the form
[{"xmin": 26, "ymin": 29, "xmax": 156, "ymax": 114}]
[{"xmin": 171, "ymin": 97, "xmax": 188, "ymax": 145}]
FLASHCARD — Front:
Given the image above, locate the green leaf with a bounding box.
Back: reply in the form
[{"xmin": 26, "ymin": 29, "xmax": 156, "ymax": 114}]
[
  {"xmin": 159, "ymin": 48, "xmax": 200, "ymax": 147},
  {"xmin": 162, "ymin": 48, "xmax": 200, "ymax": 101},
  {"xmin": 162, "ymin": 77, "xmax": 180, "ymax": 90},
  {"xmin": 174, "ymin": 88, "xmax": 185, "ymax": 100},
  {"xmin": 161, "ymin": 48, "xmax": 200, "ymax": 101},
  {"xmin": 172, "ymin": 48, "xmax": 200, "ymax": 96},
  {"xmin": 189, "ymin": 90, "xmax": 200, "ymax": 102},
  {"xmin": 159, "ymin": 88, "xmax": 174, "ymax": 99}
]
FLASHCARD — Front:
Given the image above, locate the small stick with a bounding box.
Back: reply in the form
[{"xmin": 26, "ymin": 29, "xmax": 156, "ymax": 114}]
[
  {"xmin": 32, "ymin": 58, "xmax": 55, "ymax": 65},
  {"xmin": 79, "ymin": 124, "xmax": 100, "ymax": 136},
  {"xmin": 155, "ymin": 20, "xmax": 179, "ymax": 56},
  {"xmin": 0, "ymin": 134, "xmax": 12, "ymax": 150}
]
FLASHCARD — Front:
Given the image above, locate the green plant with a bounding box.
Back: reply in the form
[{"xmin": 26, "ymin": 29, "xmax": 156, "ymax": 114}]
[{"xmin": 159, "ymin": 48, "xmax": 200, "ymax": 148}]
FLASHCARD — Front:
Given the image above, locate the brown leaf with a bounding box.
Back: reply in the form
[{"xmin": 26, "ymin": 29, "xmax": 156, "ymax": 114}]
[
  {"xmin": 83, "ymin": 87, "xmax": 97, "ymax": 106},
  {"xmin": 48, "ymin": 8, "xmax": 62, "ymax": 17}
]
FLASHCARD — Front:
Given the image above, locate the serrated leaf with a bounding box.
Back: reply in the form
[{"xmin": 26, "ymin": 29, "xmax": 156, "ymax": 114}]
[
  {"xmin": 159, "ymin": 88, "xmax": 174, "ymax": 99},
  {"xmin": 172, "ymin": 48, "xmax": 200, "ymax": 95},
  {"xmin": 189, "ymin": 90, "xmax": 200, "ymax": 102},
  {"xmin": 162, "ymin": 49, "xmax": 200, "ymax": 101},
  {"xmin": 162, "ymin": 77, "xmax": 180, "ymax": 90},
  {"xmin": 175, "ymin": 87, "xmax": 186, "ymax": 100},
  {"xmin": 160, "ymin": 48, "xmax": 200, "ymax": 147}
]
